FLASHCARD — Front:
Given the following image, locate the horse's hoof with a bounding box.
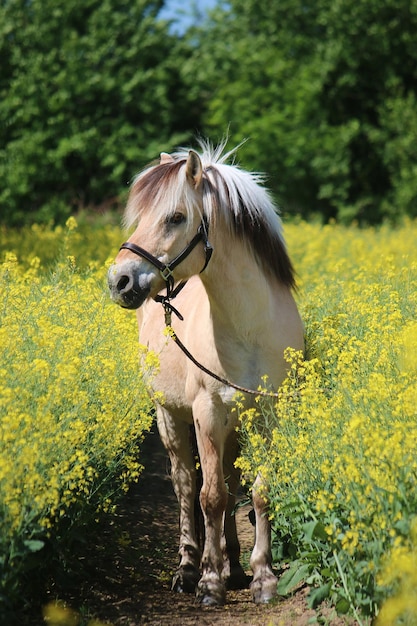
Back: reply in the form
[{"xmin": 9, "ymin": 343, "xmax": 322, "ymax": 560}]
[
  {"xmin": 172, "ymin": 565, "xmax": 200, "ymax": 594},
  {"xmin": 196, "ymin": 578, "xmax": 226, "ymax": 606},
  {"xmin": 199, "ymin": 593, "xmax": 223, "ymax": 607},
  {"xmin": 250, "ymin": 574, "xmax": 278, "ymax": 604}
]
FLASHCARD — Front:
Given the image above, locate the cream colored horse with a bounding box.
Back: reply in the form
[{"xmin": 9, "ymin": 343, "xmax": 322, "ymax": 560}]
[{"xmin": 108, "ymin": 142, "xmax": 304, "ymax": 606}]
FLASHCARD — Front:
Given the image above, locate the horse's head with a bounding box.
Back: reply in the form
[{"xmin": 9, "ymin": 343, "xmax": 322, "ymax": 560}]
[{"xmin": 108, "ymin": 150, "xmax": 211, "ymax": 309}]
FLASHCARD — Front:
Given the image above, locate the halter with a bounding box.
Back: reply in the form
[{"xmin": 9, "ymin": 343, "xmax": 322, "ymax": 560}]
[{"xmin": 119, "ymin": 219, "xmax": 213, "ymax": 320}]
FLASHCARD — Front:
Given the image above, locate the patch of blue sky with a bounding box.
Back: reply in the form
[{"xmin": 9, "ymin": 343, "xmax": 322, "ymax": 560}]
[{"xmin": 158, "ymin": 0, "xmax": 219, "ymax": 34}]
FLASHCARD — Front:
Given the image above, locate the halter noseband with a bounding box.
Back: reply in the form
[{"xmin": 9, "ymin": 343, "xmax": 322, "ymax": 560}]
[{"xmin": 119, "ymin": 220, "xmax": 213, "ymax": 319}]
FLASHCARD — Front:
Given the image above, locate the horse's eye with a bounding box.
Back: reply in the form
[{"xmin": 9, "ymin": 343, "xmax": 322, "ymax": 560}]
[{"xmin": 168, "ymin": 212, "xmax": 186, "ymax": 226}]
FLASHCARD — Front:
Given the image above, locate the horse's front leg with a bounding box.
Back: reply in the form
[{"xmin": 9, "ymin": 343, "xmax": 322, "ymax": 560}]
[
  {"xmin": 156, "ymin": 406, "xmax": 201, "ymax": 593},
  {"xmin": 194, "ymin": 400, "xmax": 229, "ymax": 606},
  {"xmin": 250, "ymin": 473, "xmax": 278, "ymax": 603},
  {"xmin": 222, "ymin": 431, "xmax": 250, "ymax": 590}
]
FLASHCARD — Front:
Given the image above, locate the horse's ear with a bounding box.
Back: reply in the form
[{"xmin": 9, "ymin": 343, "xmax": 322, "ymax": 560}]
[
  {"xmin": 160, "ymin": 152, "xmax": 175, "ymax": 165},
  {"xmin": 186, "ymin": 150, "xmax": 203, "ymax": 189}
]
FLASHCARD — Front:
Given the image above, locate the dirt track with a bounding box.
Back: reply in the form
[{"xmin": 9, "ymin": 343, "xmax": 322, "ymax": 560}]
[{"xmin": 42, "ymin": 429, "xmax": 356, "ymax": 626}]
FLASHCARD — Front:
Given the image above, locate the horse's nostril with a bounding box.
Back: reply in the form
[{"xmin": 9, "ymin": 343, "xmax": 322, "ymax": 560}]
[{"xmin": 117, "ymin": 275, "xmax": 130, "ymax": 292}]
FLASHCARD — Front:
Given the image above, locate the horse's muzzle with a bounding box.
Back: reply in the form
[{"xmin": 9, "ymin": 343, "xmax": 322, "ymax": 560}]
[{"xmin": 107, "ymin": 263, "xmax": 150, "ymax": 309}]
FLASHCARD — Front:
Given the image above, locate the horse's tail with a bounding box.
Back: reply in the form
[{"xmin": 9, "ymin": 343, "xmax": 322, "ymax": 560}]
[{"xmin": 190, "ymin": 425, "xmax": 205, "ymax": 552}]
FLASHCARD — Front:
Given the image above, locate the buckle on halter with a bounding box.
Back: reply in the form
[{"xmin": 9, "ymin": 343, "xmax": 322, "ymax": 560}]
[
  {"xmin": 160, "ymin": 265, "xmax": 174, "ymax": 281},
  {"xmin": 163, "ymin": 305, "xmax": 172, "ymax": 326}
]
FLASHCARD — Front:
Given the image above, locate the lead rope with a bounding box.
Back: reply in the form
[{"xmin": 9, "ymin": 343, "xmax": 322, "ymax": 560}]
[{"xmin": 161, "ymin": 303, "xmax": 280, "ymax": 399}]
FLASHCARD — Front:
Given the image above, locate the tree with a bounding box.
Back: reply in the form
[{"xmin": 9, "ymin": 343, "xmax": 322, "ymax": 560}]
[
  {"xmin": 0, "ymin": 0, "xmax": 201, "ymax": 225},
  {"xmin": 188, "ymin": 0, "xmax": 417, "ymax": 222}
]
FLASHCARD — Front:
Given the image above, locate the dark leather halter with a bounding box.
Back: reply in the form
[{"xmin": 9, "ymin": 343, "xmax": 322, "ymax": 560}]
[{"xmin": 119, "ymin": 220, "xmax": 213, "ymax": 320}]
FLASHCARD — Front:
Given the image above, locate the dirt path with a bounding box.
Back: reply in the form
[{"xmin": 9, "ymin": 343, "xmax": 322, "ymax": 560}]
[{"xmin": 43, "ymin": 430, "xmax": 356, "ymax": 626}]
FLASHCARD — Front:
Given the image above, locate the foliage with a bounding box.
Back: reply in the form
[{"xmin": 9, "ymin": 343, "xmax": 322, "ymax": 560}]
[
  {"xmin": 187, "ymin": 0, "xmax": 417, "ymax": 223},
  {"xmin": 0, "ymin": 219, "xmax": 154, "ymax": 615},
  {"xmin": 235, "ymin": 219, "xmax": 417, "ymax": 621},
  {"xmin": 0, "ymin": 0, "xmax": 200, "ymax": 226},
  {"xmin": 2, "ymin": 0, "xmax": 417, "ymax": 225}
]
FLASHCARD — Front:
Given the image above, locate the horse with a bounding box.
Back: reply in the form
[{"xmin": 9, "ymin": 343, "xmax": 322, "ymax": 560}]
[{"xmin": 107, "ymin": 141, "xmax": 304, "ymax": 606}]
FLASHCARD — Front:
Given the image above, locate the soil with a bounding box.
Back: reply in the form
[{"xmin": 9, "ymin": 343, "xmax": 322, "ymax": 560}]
[{"xmin": 40, "ymin": 429, "xmax": 358, "ymax": 626}]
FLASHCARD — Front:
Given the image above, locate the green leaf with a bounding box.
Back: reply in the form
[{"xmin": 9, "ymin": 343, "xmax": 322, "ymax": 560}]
[
  {"xmin": 307, "ymin": 583, "xmax": 331, "ymax": 609},
  {"xmin": 301, "ymin": 520, "xmax": 329, "ymax": 543},
  {"xmin": 393, "ymin": 518, "xmax": 409, "ymax": 536},
  {"xmin": 335, "ymin": 597, "xmax": 351, "ymax": 614},
  {"xmin": 23, "ymin": 539, "xmax": 45, "ymax": 553},
  {"xmin": 277, "ymin": 562, "xmax": 311, "ymax": 596}
]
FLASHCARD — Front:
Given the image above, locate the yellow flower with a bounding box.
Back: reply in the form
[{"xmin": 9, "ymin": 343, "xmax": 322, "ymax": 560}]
[{"xmin": 65, "ymin": 216, "xmax": 78, "ymax": 231}]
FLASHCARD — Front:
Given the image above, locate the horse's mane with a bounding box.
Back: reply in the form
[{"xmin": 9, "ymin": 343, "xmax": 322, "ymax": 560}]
[{"xmin": 125, "ymin": 140, "xmax": 296, "ymax": 288}]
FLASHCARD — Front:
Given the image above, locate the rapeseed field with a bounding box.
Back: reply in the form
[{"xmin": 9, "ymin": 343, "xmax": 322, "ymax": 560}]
[
  {"xmin": 237, "ymin": 219, "xmax": 417, "ymax": 624},
  {"xmin": 0, "ymin": 219, "xmax": 153, "ymax": 612},
  {"xmin": 0, "ymin": 218, "xmax": 416, "ymax": 623}
]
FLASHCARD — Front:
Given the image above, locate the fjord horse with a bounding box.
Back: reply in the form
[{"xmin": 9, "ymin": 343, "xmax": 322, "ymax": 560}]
[{"xmin": 108, "ymin": 142, "xmax": 304, "ymax": 606}]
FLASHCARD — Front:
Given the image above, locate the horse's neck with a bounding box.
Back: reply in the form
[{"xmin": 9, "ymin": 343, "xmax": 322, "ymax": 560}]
[{"xmin": 201, "ymin": 240, "xmax": 277, "ymax": 340}]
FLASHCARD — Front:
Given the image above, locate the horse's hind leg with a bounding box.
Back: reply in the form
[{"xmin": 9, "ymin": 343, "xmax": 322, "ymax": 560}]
[
  {"xmin": 156, "ymin": 406, "xmax": 201, "ymax": 593},
  {"xmin": 250, "ymin": 473, "xmax": 278, "ymax": 603}
]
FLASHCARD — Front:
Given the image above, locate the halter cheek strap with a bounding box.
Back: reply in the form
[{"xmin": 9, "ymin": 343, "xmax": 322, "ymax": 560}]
[{"xmin": 119, "ymin": 220, "xmax": 213, "ymax": 318}]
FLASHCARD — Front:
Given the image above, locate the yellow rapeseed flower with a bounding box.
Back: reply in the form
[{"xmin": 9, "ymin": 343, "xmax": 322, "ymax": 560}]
[{"xmin": 236, "ymin": 219, "xmax": 417, "ymax": 617}]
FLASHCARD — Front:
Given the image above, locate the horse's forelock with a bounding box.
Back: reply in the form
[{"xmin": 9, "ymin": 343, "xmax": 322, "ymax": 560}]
[{"xmin": 124, "ymin": 160, "xmax": 188, "ymax": 229}]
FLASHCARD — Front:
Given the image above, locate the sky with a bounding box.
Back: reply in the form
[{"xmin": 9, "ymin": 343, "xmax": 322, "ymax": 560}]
[{"xmin": 158, "ymin": 0, "xmax": 219, "ymax": 34}]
